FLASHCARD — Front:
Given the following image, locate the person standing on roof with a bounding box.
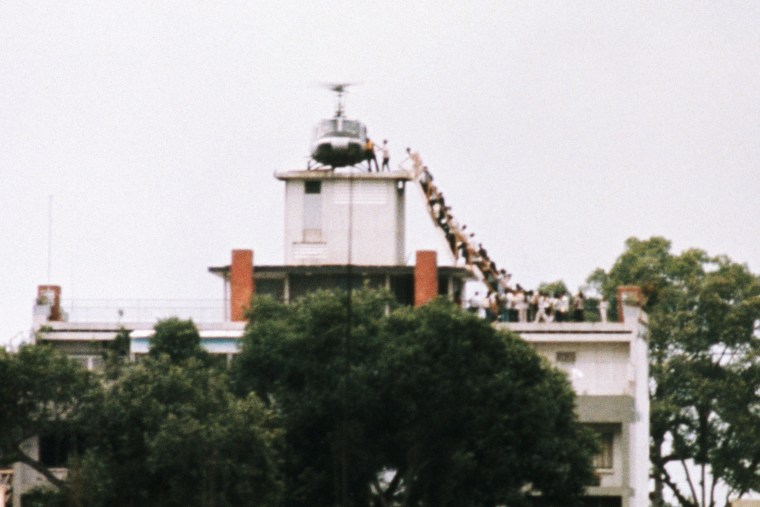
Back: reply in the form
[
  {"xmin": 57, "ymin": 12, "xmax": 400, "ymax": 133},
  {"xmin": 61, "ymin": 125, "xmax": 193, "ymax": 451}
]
[
  {"xmin": 403, "ymin": 147, "xmax": 423, "ymax": 175},
  {"xmin": 534, "ymin": 292, "xmax": 551, "ymax": 323},
  {"xmin": 365, "ymin": 137, "xmax": 378, "ymax": 172},
  {"xmin": 380, "ymin": 139, "xmax": 390, "ymax": 171},
  {"xmin": 599, "ymin": 298, "xmax": 609, "ymax": 323},
  {"xmin": 556, "ymin": 291, "xmax": 570, "ymax": 322},
  {"xmin": 573, "ymin": 291, "xmax": 585, "ymax": 322},
  {"xmin": 515, "ymin": 286, "xmax": 527, "ymax": 322}
]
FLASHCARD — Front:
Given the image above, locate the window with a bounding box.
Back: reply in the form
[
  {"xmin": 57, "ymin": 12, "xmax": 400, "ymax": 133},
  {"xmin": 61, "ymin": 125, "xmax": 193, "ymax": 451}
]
[
  {"xmin": 303, "ymin": 181, "xmax": 322, "ymax": 242},
  {"xmin": 316, "ymin": 120, "xmax": 337, "ymax": 137},
  {"xmin": 593, "ymin": 431, "xmax": 614, "ymax": 470},
  {"xmin": 342, "ymin": 120, "xmax": 361, "ymax": 136},
  {"xmin": 39, "ymin": 432, "xmax": 83, "ymax": 468},
  {"xmin": 556, "ymin": 351, "xmax": 576, "ymax": 364}
]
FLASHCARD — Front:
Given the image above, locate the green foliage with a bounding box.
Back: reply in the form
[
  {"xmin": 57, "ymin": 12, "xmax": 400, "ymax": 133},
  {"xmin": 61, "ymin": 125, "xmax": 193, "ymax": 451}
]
[
  {"xmin": 75, "ymin": 355, "xmax": 282, "ymax": 507},
  {"xmin": 233, "ymin": 288, "xmax": 597, "ymax": 507},
  {"xmin": 0, "ymin": 344, "xmax": 97, "ymax": 488},
  {"xmin": 233, "ymin": 289, "xmax": 395, "ymax": 506},
  {"xmin": 20, "ymin": 486, "xmax": 67, "ymax": 507},
  {"xmin": 375, "ymin": 299, "xmax": 597, "ymax": 506},
  {"xmin": 1, "ymin": 300, "xmax": 597, "ymax": 507},
  {"xmin": 591, "ymin": 236, "xmax": 760, "ymax": 506},
  {"xmin": 148, "ymin": 318, "xmax": 210, "ymax": 365},
  {"xmin": 538, "ymin": 279, "xmax": 569, "ymax": 296},
  {"xmin": 101, "ymin": 327, "xmax": 131, "ymax": 379}
]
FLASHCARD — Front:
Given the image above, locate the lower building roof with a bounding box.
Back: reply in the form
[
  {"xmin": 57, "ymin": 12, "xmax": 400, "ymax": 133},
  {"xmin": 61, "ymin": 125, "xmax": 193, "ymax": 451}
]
[{"xmin": 208, "ymin": 264, "xmax": 474, "ymax": 280}]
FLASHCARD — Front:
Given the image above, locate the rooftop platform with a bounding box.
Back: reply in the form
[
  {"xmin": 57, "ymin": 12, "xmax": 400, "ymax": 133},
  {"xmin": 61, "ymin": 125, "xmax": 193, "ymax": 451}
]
[
  {"xmin": 495, "ymin": 321, "xmax": 639, "ymax": 342},
  {"xmin": 275, "ymin": 168, "xmax": 413, "ymax": 181}
]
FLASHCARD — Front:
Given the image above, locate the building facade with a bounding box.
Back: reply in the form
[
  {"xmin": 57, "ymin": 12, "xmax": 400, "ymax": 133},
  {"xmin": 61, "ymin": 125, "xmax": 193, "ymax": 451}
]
[
  {"xmin": 499, "ymin": 286, "xmax": 649, "ymax": 507},
  {"xmin": 17, "ymin": 165, "xmax": 650, "ymax": 507}
]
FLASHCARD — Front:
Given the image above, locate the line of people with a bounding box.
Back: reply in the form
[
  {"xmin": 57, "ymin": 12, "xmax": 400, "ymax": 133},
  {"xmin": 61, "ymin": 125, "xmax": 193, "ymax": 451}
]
[
  {"xmin": 405, "ymin": 149, "xmax": 510, "ymax": 295},
  {"xmin": 468, "ymin": 288, "xmax": 592, "ymax": 323},
  {"xmin": 401, "ymin": 149, "xmax": 613, "ymax": 325}
]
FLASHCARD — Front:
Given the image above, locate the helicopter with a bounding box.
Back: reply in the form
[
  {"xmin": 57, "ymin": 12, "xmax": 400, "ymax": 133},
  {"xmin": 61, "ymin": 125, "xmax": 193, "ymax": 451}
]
[{"xmin": 309, "ymin": 83, "xmax": 368, "ymax": 169}]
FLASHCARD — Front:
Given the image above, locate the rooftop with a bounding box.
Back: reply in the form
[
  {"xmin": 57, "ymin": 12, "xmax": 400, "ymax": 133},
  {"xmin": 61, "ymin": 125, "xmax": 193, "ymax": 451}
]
[{"xmin": 275, "ymin": 168, "xmax": 413, "ymax": 181}]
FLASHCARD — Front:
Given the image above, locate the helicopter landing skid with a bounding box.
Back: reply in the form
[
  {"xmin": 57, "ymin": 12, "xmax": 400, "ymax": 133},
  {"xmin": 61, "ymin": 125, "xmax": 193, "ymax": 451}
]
[{"xmin": 306, "ymin": 160, "xmax": 334, "ymax": 171}]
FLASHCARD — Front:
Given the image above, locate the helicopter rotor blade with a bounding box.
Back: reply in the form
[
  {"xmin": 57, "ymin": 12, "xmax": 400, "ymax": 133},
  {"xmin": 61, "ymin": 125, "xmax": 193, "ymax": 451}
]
[{"xmin": 315, "ymin": 82, "xmax": 361, "ymax": 93}]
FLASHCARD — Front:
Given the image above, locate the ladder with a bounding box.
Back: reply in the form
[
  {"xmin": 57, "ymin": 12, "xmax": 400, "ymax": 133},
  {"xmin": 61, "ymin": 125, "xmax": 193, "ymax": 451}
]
[{"xmin": 406, "ymin": 152, "xmax": 511, "ymax": 295}]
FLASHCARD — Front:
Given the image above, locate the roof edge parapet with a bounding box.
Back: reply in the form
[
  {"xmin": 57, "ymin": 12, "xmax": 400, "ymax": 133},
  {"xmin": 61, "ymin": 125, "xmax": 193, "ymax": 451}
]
[{"xmin": 275, "ymin": 169, "xmax": 412, "ymax": 181}]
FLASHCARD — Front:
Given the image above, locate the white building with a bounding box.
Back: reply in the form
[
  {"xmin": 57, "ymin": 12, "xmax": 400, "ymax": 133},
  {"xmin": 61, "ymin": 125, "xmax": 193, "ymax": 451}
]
[
  {"xmin": 17, "ymin": 165, "xmax": 650, "ymax": 507},
  {"xmin": 498, "ymin": 286, "xmax": 649, "ymax": 507}
]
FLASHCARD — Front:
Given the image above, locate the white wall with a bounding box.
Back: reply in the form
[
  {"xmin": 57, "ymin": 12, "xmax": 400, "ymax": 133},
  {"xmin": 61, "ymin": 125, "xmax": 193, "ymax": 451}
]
[
  {"xmin": 283, "ymin": 175, "xmax": 406, "ymax": 266},
  {"xmin": 532, "ymin": 341, "xmax": 633, "ymax": 396}
]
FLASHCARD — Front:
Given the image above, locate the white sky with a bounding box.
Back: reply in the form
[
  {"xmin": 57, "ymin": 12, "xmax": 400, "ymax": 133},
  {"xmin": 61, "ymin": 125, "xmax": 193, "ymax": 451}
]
[{"xmin": 2, "ymin": 1, "xmax": 760, "ymax": 346}]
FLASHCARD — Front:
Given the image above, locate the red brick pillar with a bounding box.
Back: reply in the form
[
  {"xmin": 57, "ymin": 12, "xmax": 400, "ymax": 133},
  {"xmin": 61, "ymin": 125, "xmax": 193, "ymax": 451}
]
[
  {"xmin": 37, "ymin": 285, "xmax": 62, "ymax": 321},
  {"xmin": 230, "ymin": 250, "xmax": 254, "ymax": 322},
  {"xmin": 414, "ymin": 250, "xmax": 438, "ymax": 307},
  {"xmin": 617, "ymin": 285, "xmax": 642, "ymax": 323}
]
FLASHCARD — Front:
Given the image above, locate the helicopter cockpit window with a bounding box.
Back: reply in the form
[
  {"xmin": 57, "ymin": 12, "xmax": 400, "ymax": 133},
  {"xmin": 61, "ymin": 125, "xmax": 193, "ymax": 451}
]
[
  {"xmin": 317, "ymin": 120, "xmax": 338, "ymax": 137},
  {"xmin": 342, "ymin": 121, "xmax": 361, "ymax": 136}
]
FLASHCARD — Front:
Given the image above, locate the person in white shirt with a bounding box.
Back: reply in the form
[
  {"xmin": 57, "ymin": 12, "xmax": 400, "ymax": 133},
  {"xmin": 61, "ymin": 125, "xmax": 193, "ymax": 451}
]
[
  {"xmin": 534, "ymin": 292, "xmax": 551, "ymax": 323},
  {"xmin": 556, "ymin": 292, "xmax": 570, "ymax": 322},
  {"xmin": 380, "ymin": 139, "xmax": 390, "ymax": 171},
  {"xmin": 547, "ymin": 294, "xmax": 558, "ymax": 322},
  {"xmin": 515, "ymin": 287, "xmax": 527, "ymax": 322},
  {"xmin": 503, "ymin": 291, "xmax": 514, "ymax": 322},
  {"xmin": 403, "ymin": 147, "xmax": 423, "ymax": 175},
  {"xmin": 599, "ymin": 299, "xmax": 609, "ymax": 323}
]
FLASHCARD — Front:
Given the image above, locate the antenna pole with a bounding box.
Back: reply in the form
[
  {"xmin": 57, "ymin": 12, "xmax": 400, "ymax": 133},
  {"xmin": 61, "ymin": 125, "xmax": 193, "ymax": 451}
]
[
  {"xmin": 336, "ymin": 90, "xmax": 345, "ymax": 117},
  {"xmin": 47, "ymin": 195, "xmax": 53, "ymax": 283},
  {"xmin": 341, "ymin": 173, "xmax": 354, "ymax": 507}
]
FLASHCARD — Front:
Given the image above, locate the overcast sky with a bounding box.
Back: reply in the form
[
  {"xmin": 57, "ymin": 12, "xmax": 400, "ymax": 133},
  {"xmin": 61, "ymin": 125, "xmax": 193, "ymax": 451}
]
[{"xmin": 2, "ymin": 1, "xmax": 759, "ymax": 345}]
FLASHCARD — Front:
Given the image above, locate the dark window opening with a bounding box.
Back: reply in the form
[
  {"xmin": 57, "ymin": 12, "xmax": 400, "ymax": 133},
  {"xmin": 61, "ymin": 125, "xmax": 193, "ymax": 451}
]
[
  {"xmin": 256, "ymin": 278, "xmax": 285, "ymax": 302},
  {"xmin": 39, "ymin": 432, "xmax": 83, "ymax": 468},
  {"xmin": 390, "ymin": 275, "xmax": 414, "ymax": 306},
  {"xmin": 593, "ymin": 431, "xmax": 614, "ymax": 469}
]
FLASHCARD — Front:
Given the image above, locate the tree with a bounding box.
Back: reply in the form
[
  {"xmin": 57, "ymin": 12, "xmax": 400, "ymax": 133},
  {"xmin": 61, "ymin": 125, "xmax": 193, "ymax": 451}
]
[
  {"xmin": 233, "ymin": 288, "xmax": 598, "ymax": 507},
  {"xmin": 232, "ymin": 289, "xmax": 393, "ymax": 507},
  {"xmin": 75, "ymin": 320, "xmax": 282, "ymax": 507},
  {"xmin": 589, "ymin": 236, "xmax": 760, "ymax": 507},
  {"xmin": 101, "ymin": 327, "xmax": 131, "ymax": 379},
  {"xmin": 373, "ymin": 298, "xmax": 598, "ymax": 507},
  {"xmin": 148, "ymin": 317, "xmax": 210, "ymax": 365},
  {"xmin": 538, "ymin": 280, "xmax": 569, "ymax": 297},
  {"xmin": 0, "ymin": 344, "xmax": 98, "ymax": 491}
]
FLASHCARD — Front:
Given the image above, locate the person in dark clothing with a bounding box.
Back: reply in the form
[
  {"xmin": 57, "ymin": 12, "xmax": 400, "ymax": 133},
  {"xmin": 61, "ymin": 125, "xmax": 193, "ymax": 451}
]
[
  {"xmin": 365, "ymin": 137, "xmax": 379, "ymax": 172},
  {"xmin": 573, "ymin": 291, "xmax": 585, "ymax": 322}
]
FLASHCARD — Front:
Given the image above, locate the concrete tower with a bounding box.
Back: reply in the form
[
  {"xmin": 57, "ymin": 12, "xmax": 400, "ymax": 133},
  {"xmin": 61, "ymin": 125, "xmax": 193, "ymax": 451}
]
[{"xmin": 277, "ymin": 170, "xmax": 411, "ymax": 266}]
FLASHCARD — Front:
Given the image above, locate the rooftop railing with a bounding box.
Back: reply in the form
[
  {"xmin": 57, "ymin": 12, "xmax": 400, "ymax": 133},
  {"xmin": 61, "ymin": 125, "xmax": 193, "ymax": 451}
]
[{"xmin": 58, "ymin": 299, "xmax": 227, "ymax": 324}]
